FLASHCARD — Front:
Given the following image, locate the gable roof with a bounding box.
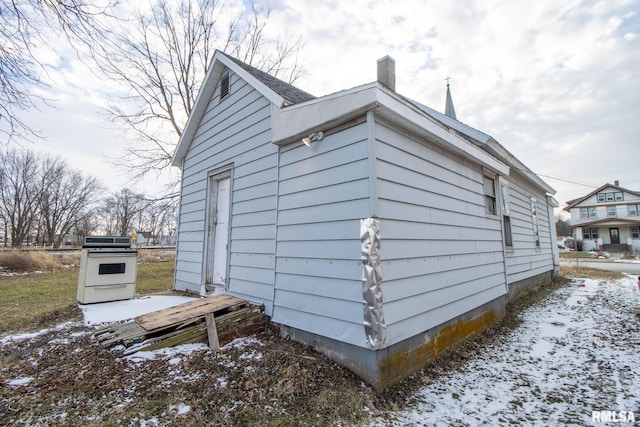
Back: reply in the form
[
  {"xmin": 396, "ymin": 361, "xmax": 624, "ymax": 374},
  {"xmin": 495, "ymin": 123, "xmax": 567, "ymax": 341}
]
[
  {"xmin": 171, "ymin": 50, "xmax": 315, "ymax": 166},
  {"xmin": 225, "ymin": 55, "xmax": 315, "ymax": 105},
  {"xmin": 564, "ymin": 183, "xmax": 640, "ymax": 210},
  {"xmin": 171, "ymin": 52, "xmax": 555, "ymax": 196}
]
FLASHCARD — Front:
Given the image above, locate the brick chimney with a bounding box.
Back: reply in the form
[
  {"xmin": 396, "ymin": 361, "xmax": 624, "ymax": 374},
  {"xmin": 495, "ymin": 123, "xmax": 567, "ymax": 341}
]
[
  {"xmin": 615, "ymin": 180, "xmax": 620, "ymax": 186},
  {"xmin": 377, "ymin": 55, "xmax": 396, "ymax": 91}
]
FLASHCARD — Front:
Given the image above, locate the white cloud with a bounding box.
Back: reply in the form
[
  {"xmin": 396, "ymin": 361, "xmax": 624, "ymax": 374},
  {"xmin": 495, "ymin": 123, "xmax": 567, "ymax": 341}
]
[{"xmin": 15, "ymin": 0, "xmax": 640, "ymax": 207}]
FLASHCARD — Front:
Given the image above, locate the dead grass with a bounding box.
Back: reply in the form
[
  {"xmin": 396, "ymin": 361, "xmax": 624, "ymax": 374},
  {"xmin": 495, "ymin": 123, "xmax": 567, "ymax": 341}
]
[
  {"xmin": 0, "ymin": 259, "xmax": 175, "ymax": 335},
  {"xmin": 559, "ymin": 265, "xmax": 625, "ymax": 281},
  {"xmin": 0, "ymin": 250, "xmax": 68, "ymax": 272},
  {"xmin": 137, "ymin": 249, "xmax": 176, "ymax": 264}
]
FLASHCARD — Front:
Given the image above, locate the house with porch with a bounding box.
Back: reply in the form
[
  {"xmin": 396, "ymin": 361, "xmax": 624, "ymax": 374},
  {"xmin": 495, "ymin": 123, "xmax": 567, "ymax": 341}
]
[
  {"xmin": 170, "ymin": 51, "xmax": 559, "ymax": 389},
  {"xmin": 564, "ymin": 182, "xmax": 640, "ymax": 253}
]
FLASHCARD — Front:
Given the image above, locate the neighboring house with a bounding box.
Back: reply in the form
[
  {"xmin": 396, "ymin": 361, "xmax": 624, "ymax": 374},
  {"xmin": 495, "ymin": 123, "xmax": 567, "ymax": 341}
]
[
  {"xmin": 564, "ymin": 182, "xmax": 640, "ymax": 253},
  {"xmin": 170, "ymin": 51, "xmax": 559, "ymax": 389}
]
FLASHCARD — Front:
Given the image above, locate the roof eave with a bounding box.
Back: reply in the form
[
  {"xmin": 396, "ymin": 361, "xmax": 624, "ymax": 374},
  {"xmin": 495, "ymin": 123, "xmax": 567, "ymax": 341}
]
[{"xmin": 271, "ymin": 83, "xmax": 508, "ymax": 176}]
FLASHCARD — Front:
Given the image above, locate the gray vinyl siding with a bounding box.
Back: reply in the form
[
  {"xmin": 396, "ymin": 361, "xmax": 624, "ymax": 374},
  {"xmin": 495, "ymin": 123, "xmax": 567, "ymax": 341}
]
[
  {"xmin": 174, "ymin": 71, "xmax": 277, "ymax": 311},
  {"xmin": 373, "ymin": 119, "xmax": 507, "ymax": 346},
  {"xmin": 271, "ymin": 123, "xmax": 370, "ymax": 347},
  {"xmin": 504, "ymin": 175, "xmax": 555, "ymax": 283}
]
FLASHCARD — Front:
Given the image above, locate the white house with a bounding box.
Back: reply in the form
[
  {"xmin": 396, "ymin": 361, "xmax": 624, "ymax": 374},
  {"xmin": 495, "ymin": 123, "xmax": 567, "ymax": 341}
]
[
  {"xmin": 170, "ymin": 51, "xmax": 559, "ymax": 389},
  {"xmin": 564, "ymin": 182, "xmax": 640, "ymax": 253}
]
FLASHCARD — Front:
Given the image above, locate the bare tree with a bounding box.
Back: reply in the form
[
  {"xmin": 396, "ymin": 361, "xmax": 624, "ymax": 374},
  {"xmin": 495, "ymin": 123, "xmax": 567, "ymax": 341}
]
[
  {"xmin": 72, "ymin": 212, "xmax": 99, "ymax": 244},
  {"xmin": 0, "ymin": 149, "xmax": 41, "ymax": 246},
  {"xmin": 97, "ymin": 189, "xmax": 147, "ymax": 236},
  {"xmin": 0, "ymin": 0, "xmax": 115, "ymax": 144},
  {"xmin": 88, "ymin": 0, "xmax": 304, "ymax": 183},
  {"xmin": 38, "ymin": 155, "xmax": 102, "ymax": 247},
  {"xmin": 135, "ymin": 198, "xmax": 178, "ymax": 244}
]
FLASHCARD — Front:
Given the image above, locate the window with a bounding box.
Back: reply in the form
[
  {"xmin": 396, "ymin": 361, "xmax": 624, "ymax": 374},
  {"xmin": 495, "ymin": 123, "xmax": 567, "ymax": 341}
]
[
  {"xmin": 483, "ymin": 175, "xmax": 496, "ymax": 215},
  {"xmin": 607, "ymin": 206, "xmax": 617, "ymax": 217},
  {"xmin": 632, "ymin": 227, "xmax": 640, "ymax": 239},
  {"xmin": 503, "ymin": 216, "xmax": 513, "ymax": 247},
  {"xmin": 580, "ymin": 207, "xmax": 597, "ymax": 218},
  {"xmin": 220, "ymin": 72, "xmax": 230, "ymax": 100},
  {"xmin": 597, "ymin": 192, "xmax": 623, "ymax": 203},
  {"xmin": 531, "ymin": 197, "xmax": 540, "ymax": 248},
  {"xmin": 583, "ymin": 228, "xmax": 599, "ymax": 239},
  {"xmin": 628, "ymin": 205, "xmax": 638, "ymax": 216}
]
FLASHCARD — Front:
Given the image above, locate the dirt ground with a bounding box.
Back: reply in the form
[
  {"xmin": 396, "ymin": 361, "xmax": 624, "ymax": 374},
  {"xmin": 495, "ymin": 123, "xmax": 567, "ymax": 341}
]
[{"xmin": 0, "ymin": 275, "xmax": 614, "ymax": 426}]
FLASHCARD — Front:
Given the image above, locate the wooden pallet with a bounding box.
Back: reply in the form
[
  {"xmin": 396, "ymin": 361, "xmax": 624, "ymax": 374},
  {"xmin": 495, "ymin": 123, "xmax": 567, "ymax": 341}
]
[{"xmin": 94, "ymin": 295, "xmax": 265, "ymax": 353}]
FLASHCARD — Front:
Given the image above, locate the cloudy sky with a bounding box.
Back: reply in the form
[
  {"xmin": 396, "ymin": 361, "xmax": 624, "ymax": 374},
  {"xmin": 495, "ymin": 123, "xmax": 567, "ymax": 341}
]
[{"xmin": 15, "ymin": 0, "xmax": 640, "ymax": 215}]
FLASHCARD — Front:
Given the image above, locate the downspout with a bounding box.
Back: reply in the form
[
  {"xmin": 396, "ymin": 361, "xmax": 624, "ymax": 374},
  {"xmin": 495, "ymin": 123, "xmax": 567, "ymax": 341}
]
[
  {"xmin": 546, "ymin": 195, "xmax": 560, "ymax": 275},
  {"xmin": 270, "ymin": 142, "xmax": 281, "ymax": 317},
  {"xmin": 173, "ymin": 159, "xmax": 184, "ymax": 293}
]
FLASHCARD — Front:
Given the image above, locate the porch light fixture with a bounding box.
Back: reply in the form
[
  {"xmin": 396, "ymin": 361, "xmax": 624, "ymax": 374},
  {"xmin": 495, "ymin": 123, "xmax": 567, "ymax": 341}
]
[{"xmin": 302, "ymin": 131, "xmax": 324, "ymax": 147}]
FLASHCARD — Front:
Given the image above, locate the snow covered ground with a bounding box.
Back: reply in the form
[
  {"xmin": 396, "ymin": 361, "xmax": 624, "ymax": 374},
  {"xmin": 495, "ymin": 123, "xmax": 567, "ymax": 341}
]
[
  {"xmin": 370, "ymin": 275, "xmax": 640, "ymax": 426},
  {"xmin": 78, "ymin": 295, "xmax": 196, "ymax": 325},
  {"xmin": 2, "ymin": 275, "xmax": 639, "ymax": 425}
]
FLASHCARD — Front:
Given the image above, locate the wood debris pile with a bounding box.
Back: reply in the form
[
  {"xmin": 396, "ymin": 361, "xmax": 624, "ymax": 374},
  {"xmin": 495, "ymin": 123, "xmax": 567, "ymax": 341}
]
[{"xmin": 95, "ymin": 295, "xmax": 265, "ymax": 354}]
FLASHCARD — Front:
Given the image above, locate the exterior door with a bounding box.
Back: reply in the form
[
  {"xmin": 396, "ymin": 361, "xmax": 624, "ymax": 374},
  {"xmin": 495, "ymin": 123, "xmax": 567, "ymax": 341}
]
[
  {"xmin": 609, "ymin": 228, "xmax": 620, "ymax": 244},
  {"xmin": 206, "ymin": 175, "xmax": 231, "ymax": 286}
]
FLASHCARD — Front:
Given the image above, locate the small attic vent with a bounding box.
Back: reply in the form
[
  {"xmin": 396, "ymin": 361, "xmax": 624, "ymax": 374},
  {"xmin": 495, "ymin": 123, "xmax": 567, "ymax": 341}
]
[{"xmin": 220, "ymin": 72, "xmax": 230, "ymax": 100}]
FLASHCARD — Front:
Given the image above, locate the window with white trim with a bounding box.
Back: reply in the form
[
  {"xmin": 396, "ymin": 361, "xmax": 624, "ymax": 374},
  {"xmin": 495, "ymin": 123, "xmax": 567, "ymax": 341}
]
[
  {"xmin": 632, "ymin": 227, "xmax": 640, "ymax": 239},
  {"xmin": 598, "ymin": 191, "xmax": 623, "ymax": 202},
  {"xmin": 628, "ymin": 205, "xmax": 639, "ymax": 216},
  {"xmin": 607, "ymin": 206, "xmax": 617, "ymax": 217},
  {"xmin": 583, "ymin": 228, "xmax": 599, "ymax": 239},
  {"xmin": 503, "ymin": 215, "xmax": 513, "ymax": 247},
  {"xmin": 580, "ymin": 207, "xmax": 597, "ymax": 218},
  {"xmin": 483, "ymin": 174, "xmax": 496, "ymax": 215}
]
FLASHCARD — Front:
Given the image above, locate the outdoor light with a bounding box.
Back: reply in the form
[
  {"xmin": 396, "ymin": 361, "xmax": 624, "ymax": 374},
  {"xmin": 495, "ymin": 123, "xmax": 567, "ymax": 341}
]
[{"xmin": 302, "ymin": 131, "xmax": 324, "ymax": 147}]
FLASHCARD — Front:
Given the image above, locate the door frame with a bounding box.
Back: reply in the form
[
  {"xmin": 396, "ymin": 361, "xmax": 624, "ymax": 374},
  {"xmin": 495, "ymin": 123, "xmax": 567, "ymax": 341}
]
[
  {"xmin": 204, "ymin": 167, "xmax": 233, "ymax": 292},
  {"xmin": 609, "ymin": 227, "xmax": 620, "ymax": 244}
]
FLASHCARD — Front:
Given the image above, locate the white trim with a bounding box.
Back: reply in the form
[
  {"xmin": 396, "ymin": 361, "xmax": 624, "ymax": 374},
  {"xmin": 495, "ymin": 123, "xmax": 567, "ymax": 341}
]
[{"xmin": 271, "ymin": 83, "xmax": 509, "ymax": 175}]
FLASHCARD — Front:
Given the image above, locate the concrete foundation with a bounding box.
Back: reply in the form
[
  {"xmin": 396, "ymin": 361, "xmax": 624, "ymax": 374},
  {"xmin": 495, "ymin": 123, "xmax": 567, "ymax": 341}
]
[
  {"xmin": 277, "ymin": 296, "xmax": 505, "ymax": 390},
  {"xmin": 506, "ymin": 270, "xmax": 554, "ymax": 303},
  {"xmin": 275, "ymin": 270, "xmax": 554, "ymax": 390}
]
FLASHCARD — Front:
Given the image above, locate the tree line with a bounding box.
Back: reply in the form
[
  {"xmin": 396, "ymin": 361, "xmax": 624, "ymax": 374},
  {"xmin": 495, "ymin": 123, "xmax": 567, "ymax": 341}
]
[
  {"xmin": 0, "ymin": 148, "xmax": 177, "ymax": 248},
  {"xmin": 2, "ymin": 0, "xmax": 303, "ymax": 192}
]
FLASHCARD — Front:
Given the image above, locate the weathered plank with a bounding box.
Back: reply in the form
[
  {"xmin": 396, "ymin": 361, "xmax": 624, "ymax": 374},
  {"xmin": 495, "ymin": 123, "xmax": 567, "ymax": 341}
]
[
  {"xmin": 205, "ymin": 313, "xmax": 220, "ymax": 351},
  {"xmin": 135, "ymin": 295, "xmax": 245, "ymax": 331},
  {"xmin": 95, "ymin": 321, "xmax": 147, "ymax": 347}
]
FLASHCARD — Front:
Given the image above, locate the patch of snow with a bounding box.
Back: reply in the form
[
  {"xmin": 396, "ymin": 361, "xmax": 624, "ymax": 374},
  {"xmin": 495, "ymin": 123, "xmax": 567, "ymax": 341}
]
[
  {"xmin": 221, "ymin": 336, "xmax": 263, "ymax": 350},
  {"xmin": 124, "ymin": 343, "xmax": 209, "ymax": 364},
  {"xmin": 7, "ymin": 377, "xmax": 35, "ymax": 386},
  {"xmin": 79, "ymin": 295, "xmax": 197, "ymax": 325},
  {"xmin": 170, "ymin": 403, "xmax": 191, "ymax": 416},
  {"xmin": 371, "ymin": 276, "xmax": 640, "ymax": 426},
  {"xmin": 0, "ymin": 322, "xmax": 79, "ymax": 345}
]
